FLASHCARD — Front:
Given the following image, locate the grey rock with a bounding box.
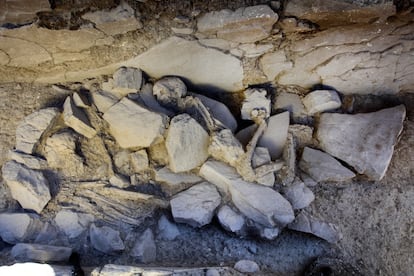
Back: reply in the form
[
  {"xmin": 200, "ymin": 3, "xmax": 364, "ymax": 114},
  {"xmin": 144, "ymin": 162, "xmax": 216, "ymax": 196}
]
[
  {"xmin": 63, "ymin": 96, "xmax": 96, "ymax": 139},
  {"xmin": 0, "ymin": 213, "xmax": 39, "ymax": 244},
  {"xmin": 130, "ymin": 150, "xmax": 149, "ymax": 173},
  {"xmin": 157, "ymin": 215, "xmax": 180, "ymax": 241},
  {"xmin": 217, "ymin": 205, "xmax": 245, "ymax": 233},
  {"xmin": 15, "ymin": 107, "xmax": 59, "ymax": 154},
  {"xmin": 166, "ymin": 114, "xmax": 209, "ymax": 173},
  {"xmin": 34, "ymin": 223, "xmax": 59, "ymax": 244},
  {"xmin": 238, "ymin": 43, "xmax": 273, "ymax": 58},
  {"xmin": 90, "ymin": 224, "xmax": 125, "ymax": 253},
  {"xmin": 260, "ymin": 227, "xmax": 281, "ymax": 240},
  {"xmin": 316, "ymin": 105, "xmax": 406, "ymax": 180},
  {"xmin": 112, "ymin": 67, "xmax": 143, "ymax": 95},
  {"xmin": 171, "ymin": 27, "xmax": 194, "ymax": 35},
  {"xmin": 55, "ymin": 210, "xmax": 94, "ymax": 239},
  {"xmin": 72, "ymin": 92, "xmax": 89, "ymax": 108},
  {"xmin": 11, "ymin": 243, "xmax": 72, "ymax": 262},
  {"xmin": 113, "ymin": 150, "xmax": 131, "ymax": 175},
  {"xmin": 103, "ymin": 98, "xmax": 167, "ymax": 149},
  {"xmin": 252, "ymin": 147, "xmax": 275, "ymax": 186},
  {"xmin": 91, "ymin": 89, "xmax": 119, "ymax": 113},
  {"xmin": 109, "ymin": 174, "xmax": 131, "ymax": 188},
  {"xmin": 153, "ymin": 77, "xmax": 187, "ymax": 107},
  {"xmin": 234, "ymin": 260, "xmax": 260, "ymax": 273},
  {"xmin": 300, "ymin": 172, "xmax": 318, "ymax": 187},
  {"xmin": 303, "ymin": 90, "xmax": 342, "ymax": 115},
  {"xmin": 260, "ymin": 50, "xmax": 293, "ymax": 81},
  {"xmin": 2, "ymin": 161, "xmax": 51, "ymax": 214},
  {"xmin": 241, "ymin": 88, "xmax": 271, "ymax": 121},
  {"xmin": 198, "ymin": 38, "xmax": 239, "ymax": 51},
  {"xmin": 170, "ymin": 182, "xmax": 221, "ymax": 228},
  {"xmin": 260, "ymin": 111, "xmax": 290, "ymax": 160},
  {"xmin": 299, "ymin": 147, "xmax": 356, "ymax": 182},
  {"xmin": 154, "ymin": 167, "xmax": 203, "ymax": 195},
  {"xmin": 206, "ymin": 269, "xmax": 221, "ymax": 276},
  {"xmin": 282, "ymin": 179, "xmax": 315, "ymax": 210},
  {"xmin": 274, "ymin": 92, "xmax": 307, "ymax": 122},
  {"xmin": 8, "ymin": 150, "xmax": 48, "ymax": 170},
  {"xmin": 130, "ymin": 228, "xmax": 156, "ymax": 263},
  {"xmin": 134, "ymin": 83, "xmax": 174, "ymax": 116}
]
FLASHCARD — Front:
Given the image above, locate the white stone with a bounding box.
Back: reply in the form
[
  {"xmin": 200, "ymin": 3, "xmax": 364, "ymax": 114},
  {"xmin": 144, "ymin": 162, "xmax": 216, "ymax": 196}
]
[
  {"xmin": 166, "ymin": 114, "xmax": 209, "ymax": 173},
  {"xmin": 131, "ymin": 228, "xmax": 156, "ymax": 263},
  {"xmin": 260, "ymin": 50, "xmax": 293, "ymax": 81},
  {"xmin": 317, "ymin": 105, "xmax": 406, "ymax": 180},
  {"xmin": 157, "ymin": 215, "xmax": 180, "ymax": 241},
  {"xmin": 274, "ymin": 92, "xmax": 307, "ymax": 121},
  {"xmin": 11, "ymin": 243, "xmax": 72, "ymax": 262},
  {"xmin": 241, "ymin": 88, "xmax": 271, "ymax": 121},
  {"xmin": 90, "ymin": 224, "xmax": 125, "ymax": 253},
  {"xmin": 170, "ymin": 182, "xmax": 221, "ymax": 228},
  {"xmin": 8, "ymin": 150, "xmax": 48, "ymax": 170},
  {"xmin": 299, "ymin": 147, "xmax": 355, "ymax": 182},
  {"xmin": 91, "ymin": 90, "xmax": 119, "ymax": 113},
  {"xmin": 2, "ymin": 161, "xmax": 51, "ymax": 214},
  {"xmin": 234, "ymin": 260, "xmax": 260, "ymax": 273},
  {"xmin": 63, "ymin": 96, "xmax": 96, "ymax": 139},
  {"xmin": 217, "ymin": 205, "xmax": 245, "ymax": 233},
  {"xmin": 252, "ymin": 147, "xmax": 275, "ymax": 186},
  {"xmin": 109, "ymin": 174, "xmax": 130, "ymax": 188},
  {"xmin": 154, "ymin": 167, "xmax": 203, "ymax": 187},
  {"xmin": 153, "ymin": 77, "xmax": 187, "ymax": 107},
  {"xmin": 0, "ymin": 213, "xmax": 38, "ymax": 244},
  {"xmin": 260, "ymin": 111, "xmax": 290, "ymax": 160},
  {"xmin": 103, "ymin": 98, "xmax": 167, "ymax": 149},
  {"xmin": 282, "ymin": 180, "xmax": 315, "ymax": 210},
  {"xmin": 130, "ymin": 150, "xmax": 149, "ymax": 173},
  {"xmin": 303, "ymin": 90, "xmax": 342, "ymax": 115},
  {"xmin": 198, "ymin": 159, "xmax": 240, "ymax": 195},
  {"xmin": 15, "ymin": 108, "xmax": 59, "ymax": 154},
  {"xmin": 124, "ymin": 36, "xmax": 244, "ymax": 92},
  {"xmin": 238, "ymin": 43, "xmax": 273, "ymax": 58},
  {"xmin": 55, "ymin": 210, "xmax": 94, "ymax": 239},
  {"xmin": 112, "ymin": 67, "xmax": 143, "ymax": 95}
]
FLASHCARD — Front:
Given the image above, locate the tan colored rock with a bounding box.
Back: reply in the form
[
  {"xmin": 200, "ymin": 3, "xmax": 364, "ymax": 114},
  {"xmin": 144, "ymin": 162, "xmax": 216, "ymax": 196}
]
[
  {"xmin": 130, "ymin": 150, "xmax": 149, "ymax": 173},
  {"xmin": 63, "ymin": 96, "xmax": 96, "ymax": 139},
  {"xmin": 303, "ymin": 90, "xmax": 342, "ymax": 115},
  {"xmin": 260, "ymin": 50, "xmax": 293, "ymax": 81},
  {"xmin": 0, "ymin": 0, "xmax": 50, "ymax": 25}
]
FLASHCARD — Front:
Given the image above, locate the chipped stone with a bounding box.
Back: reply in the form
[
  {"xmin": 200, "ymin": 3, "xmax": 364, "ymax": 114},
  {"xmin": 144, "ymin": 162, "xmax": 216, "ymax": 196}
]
[
  {"xmin": 109, "ymin": 174, "xmax": 131, "ymax": 189},
  {"xmin": 252, "ymin": 147, "xmax": 275, "ymax": 186},
  {"xmin": 135, "ymin": 83, "xmax": 174, "ymax": 116},
  {"xmin": 130, "ymin": 150, "xmax": 149, "ymax": 173},
  {"xmin": 282, "ymin": 180, "xmax": 315, "ymax": 210},
  {"xmin": 198, "ymin": 38, "xmax": 238, "ymax": 51},
  {"xmin": 8, "ymin": 150, "xmax": 48, "ymax": 170},
  {"xmin": 131, "ymin": 228, "xmax": 156, "ymax": 263},
  {"xmin": 217, "ymin": 205, "xmax": 245, "ymax": 233},
  {"xmin": 157, "ymin": 215, "xmax": 180, "ymax": 241},
  {"xmin": 260, "ymin": 111, "xmax": 290, "ymax": 160},
  {"xmin": 274, "ymin": 92, "xmax": 307, "ymax": 122},
  {"xmin": 55, "ymin": 210, "xmax": 94, "ymax": 239},
  {"xmin": 63, "ymin": 96, "xmax": 96, "ymax": 139},
  {"xmin": 153, "ymin": 77, "xmax": 187, "ymax": 108},
  {"xmin": 90, "ymin": 224, "xmax": 125, "ymax": 254},
  {"xmin": 11, "ymin": 243, "xmax": 72, "ymax": 262},
  {"xmin": 73, "ymin": 92, "xmax": 89, "ymax": 108},
  {"xmin": 171, "ymin": 27, "xmax": 194, "ymax": 35},
  {"xmin": 303, "ymin": 90, "xmax": 342, "ymax": 115},
  {"xmin": 241, "ymin": 88, "xmax": 271, "ymax": 121},
  {"xmin": 234, "ymin": 260, "xmax": 260, "ymax": 273},
  {"xmin": 154, "ymin": 167, "xmax": 203, "ymax": 194},
  {"xmin": 112, "ymin": 67, "xmax": 143, "ymax": 96},
  {"xmin": 209, "ymin": 129, "xmax": 245, "ymax": 168},
  {"xmin": 91, "ymin": 90, "xmax": 119, "ymax": 113}
]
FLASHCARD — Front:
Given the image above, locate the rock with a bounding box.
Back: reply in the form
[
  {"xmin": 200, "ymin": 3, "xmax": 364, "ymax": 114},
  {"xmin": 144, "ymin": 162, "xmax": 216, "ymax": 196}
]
[
  {"xmin": 170, "ymin": 182, "xmax": 221, "ymax": 228},
  {"xmin": 90, "ymin": 224, "xmax": 125, "ymax": 254},
  {"xmin": 8, "ymin": 150, "xmax": 48, "ymax": 170},
  {"xmin": 72, "ymin": 92, "xmax": 89, "ymax": 108},
  {"xmin": 238, "ymin": 43, "xmax": 273, "ymax": 58},
  {"xmin": 166, "ymin": 114, "xmax": 209, "ymax": 173},
  {"xmin": 171, "ymin": 27, "xmax": 194, "ymax": 35},
  {"xmin": 279, "ymin": 132, "xmax": 296, "ymax": 186},
  {"xmin": 260, "ymin": 111, "xmax": 290, "ymax": 160},
  {"xmin": 0, "ymin": 213, "xmax": 39, "ymax": 244},
  {"xmin": 303, "ymin": 90, "xmax": 342, "ymax": 115},
  {"xmin": 282, "ymin": 180, "xmax": 315, "ymax": 210},
  {"xmin": 234, "ymin": 260, "xmax": 260, "ymax": 273},
  {"xmin": 11, "ymin": 243, "xmax": 72, "ymax": 262},
  {"xmin": 217, "ymin": 205, "xmax": 245, "ymax": 233},
  {"xmin": 154, "ymin": 167, "xmax": 203, "ymax": 195},
  {"xmin": 112, "ymin": 67, "xmax": 143, "ymax": 96},
  {"xmin": 252, "ymin": 147, "xmax": 275, "ymax": 186},
  {"xmin": 157, "ymin": 215, "xmax": 180, "ymax": 241},
  {"xmin": 2, "ymin": 161, "xmax": 51, "ymax": 214},
  {"xmin": 134, "ymin": 84, "xmax": 174, "ymax": 116},
  {"xmin": 109, "ymin": 174, "xmax": 131, "ymax": 189},
  {"xmin": 113, "ymin": 150, "xmax": 131, "ymax": 175},
  {"xmin": 241, "ymin": 88, "xmax": 271, "ymax": 121},
  {"xmin": 123, "ymin": 36, "xmax": 244, "ymax": 92},
  {"xmin": 15, "ymin": 108, "xmax": 59, "ymax": 154},
  {"xmin": 300, "ymin": 172, "xmax": 318, "ymax": 187},
  {"xmin": 197, "ymin": 5, "xmax": 279, "ymax": 43},
  {"xmin": 206, "ymin": 269, "xmax": 221, "ymax": 276},
  {"xmin": 274, "ymin": 92, "xmax": 307, "ymax": 122},
  {"xmin": 299, "ymin": 147, "xmax": 356, "ymax": 183},
  {"xmin": 260, "ymin": 50, "xmax": 293, "ymax": 81},
  {"xmin": 34, "ymin": 223, "xmax": 59, "ymax": 245},
  {"xmin": 148, "ymin": 139, "xmax": 169, "ymax": 166},
  {"xmin": 260, "ymin": 227, "xmax": 281, "ymax": 240},
  {"xmin": 55, "ymin": 210, "xmax": 94, "ymax": 239},
  {"xmin": 199, "ymin": 159, "xmax": 240, "ymax": 195},
  {"xmin": 316, "ymin": 105, "xmax": 406, "ymax": 180},
  {"xmin": 130, "ymin": 228, "xmax": 156, "ymax": 263},
  {"xmin": 91, "ymin": 90, "xmax": 119, "ymax": 113},
  {"xmin": 63, "ymin": 96, "xmax": 97, "ymax": 139},
  {"xmin": 288, "ymin": 211, "xmax": 341, "ymax": 243},
  {"xmin": 289, "ymin": 124, "xmax": 315, "ymax": 149},
  {"xmin": 198, "ymin": 38, "xmax": 239, "ymax": 51},
  {"xmin": 0, "ymin": 0, "xmax": 50, "ymax": 25},
  {"xmin": 153, "ymin": 77, "xmax": 187, "ymax": 108},
  {"xmin": 0, "ymin": 263, "xmax": 73, "ymax": 275},
  {"xmin": 103, "ymin": 98, "xmax": 167, "ymax": 149},
  {"xmin": 130, "ymin": 150, "xmax": 149, "ymax": 173},
  {"xmin": 209, "ymin": 129, "xmax": 245, "ymax": 168}
]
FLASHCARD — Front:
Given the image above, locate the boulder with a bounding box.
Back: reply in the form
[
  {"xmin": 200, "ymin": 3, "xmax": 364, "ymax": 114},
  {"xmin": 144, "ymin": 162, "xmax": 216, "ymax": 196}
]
[
  {"xmin": 130, "ymin": 228, "xmax": 156, "ymax": 263},
  {"xmin": 234, "ymin": 260, "xmax": 260, "ymax": 273},
  {"xmin": 299, "ymin": 147, "xmax": 356, "ymax": 182},
  {"xmin": 317, "ymin": 105, "xmax": 405, "ymax": 180},
  {"xmin": 15, "ymin": 108, "xmax": 59, "ymax": 154},
  {"xmin": 282, "ymin": 180, "xmax": 315, "ymax": 210},
  {"xmin": 166, "ymin": 114, "xmax": 210, "ymax": 173},
  {"xmin": 90, "ymin": 224, "xmax": 125, "ymax": 254},
  {"xmin": 157, "ymin": 215, "xmax": 180, "ymax": 241},
  {"xmin": 103, "ymin": 98, "xmax": 167, "ymax": 149},
  {"xmin": 170, "ymin": 182, "xmax": 221, "ymax": 227},
  {"xmin": 241, "ymin": 88, "xmax": 271, "ymax": 121},
  {"xmin": 0, "ymin": 213, "xmax": 39, "ymax": 244},
  {"xmin": 112, "ymin": 67, "xmax": 143, "ymax": 95},
  {"xmin": 55, "ymin": 210, "xmax": 94, "ymax": 239},
  {"xmin": 217, "ymin": 205, "xmax": 245, "ymax": 233},
  {"xmin": 63, "ymin": 96, "xmax": 96, "ymax": 139},
  {"xmin": 303, "ymin": 90, "xmax": 342, "ymax": 115},
  {"xmin": 11, "ymin": 243, "xmax": 72, "ymax": 262},
  {"xmin": 2, "ymin": 161, "xmax": 51, "ymax": 214}
]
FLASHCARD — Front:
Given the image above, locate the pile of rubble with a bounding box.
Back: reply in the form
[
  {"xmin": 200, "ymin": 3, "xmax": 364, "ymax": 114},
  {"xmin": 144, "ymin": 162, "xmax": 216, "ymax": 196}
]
[{"xmin": 0, "ymin": 65, "xmax": 406, "ymax": 266}]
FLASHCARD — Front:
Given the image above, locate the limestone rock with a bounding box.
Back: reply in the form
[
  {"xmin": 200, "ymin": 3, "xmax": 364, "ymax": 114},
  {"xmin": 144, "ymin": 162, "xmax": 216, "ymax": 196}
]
[
  {"xmin": 241, "ymin": 88, "xmax": 271, "ymax": 121},
  {"xmin": 170, "ymin": 182, "xmax": 221, "ymax": 228},
  {"xmin": 282, "ymin": 180, "xmax": 315, "ymax": 210},
  {"xmin": 260, "ymin": 227, "xmax": 281, "ymax": 240},
  {"xmin": 72, "ymin": 92, "xmax": 89, "ymax": 108},
  {"xmin": 217, "ymin": 205, "xmax": 245, "ymax": 233},
  {"xmin": 11, "ymin": 243, "xmax": 72, "ymax": 262},
  {"xmin": 112, "ymin": 67, "xmax": 143, "ymax": 95},
  {"xmin": 157, "ymin": 215, "xmax": 180, "ymax": 241},
  {"xmin": 171, "ymin": 27, "xmax": 194, "ymax": 35},
  {"xmin": 103, "ymin": 98, "xmax": 167, "ymax": 149},
  {"xmin": 299, "ymin": 147, "xmax": 355, "ymax": 183},
  {"xmin": 148, "ymin": 139, "xmax": 169, "ymax": 166},
  {"xmin": 0, "ymin": 213, "xmax": 39, "ymax": 244},
  {"xmin": 130, "ymin": 229, "xmax": 156, "ymax": 263},
  {"xmin": 90, "ymin": 224, "xmax": 125, "ymax": 253},
  {"xmin": 166, "ymin": 114, "xmax": 209, "ymax": 173},
  {"xmin": 238, "ymin": 43, "xmax": 273, "ymax": 58},
  {"xmin": 130, "ymin": 150, "xmax": 149, "ymax": 173},
  {"xmin": 209, "ymin": 129, "xmax": 245, "ymax": 168},
  {"xmin": 113, "ymin": 150, "xmax": 131, "ymax": 175},
  {"xmin": 260, "ymin": 50, "xmax": 293, "ymax": 81},
  {"xmin": 2, "ymin": 161, "xmax": 51, "ymax": 214},
  {"xmin": 252, "ymin": 147, "xmax": 275, "ymax": 186},
  {"xmin": 109, "ymin": 174, "xmax": 130, "ymax": 189},
  {"xmin": 317, "ymin": 105, "xmax": 405, "ymax": 180},
  {"xmin": 234, "ymin": 260, "xmax": 260, "ymax": 273},
  {"xmin": 198, "ymin": 38, "xmax": 239, "ymax": 51},
  {"xmin": 0, "ymin": 0, "xmax": 50, "ymax": 25},
  {"xmin": 15, "ymin": 108, "xmax": 59, "ymax": 154},
  {"xmin": 63, "ymin": 96, "xmax": 96, "ymax": 139},
  {"xmin": 303, "ymin": 90, "xmax": 341, "ymax": 115},
  {"xmin": 154, "ymin": 167, "xmax": 203, "ymax": 195},
  {"xmin": 8, "ymin": 150, "xmax": 48, "ymax": 170},
  {"xmin": 134, "ymin": 84, "xmax": 174, "ymax": 116},
  {"xmin": 91, "ymin": 90, "xmax": 119, "ymax": 113},
  {"xmin": 197, "ymin": 5, "xmax": 279, "ymax": 43},
  {"xmin": 274, "ymin": 92, "xmax": 307, "ymax": 122},
  {"xmin": 55, "ymin": 210, "xmax": 94, "ymax": 239},
  {"xmin": 260, "ymin": 111, "xmax": 290, "ymax": 160}
]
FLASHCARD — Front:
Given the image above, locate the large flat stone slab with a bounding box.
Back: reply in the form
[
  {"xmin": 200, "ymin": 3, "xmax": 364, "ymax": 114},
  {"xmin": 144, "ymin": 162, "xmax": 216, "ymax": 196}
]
[{"xmin": 316, "ymin": 105, "xmax": 406, "ymax": 180}]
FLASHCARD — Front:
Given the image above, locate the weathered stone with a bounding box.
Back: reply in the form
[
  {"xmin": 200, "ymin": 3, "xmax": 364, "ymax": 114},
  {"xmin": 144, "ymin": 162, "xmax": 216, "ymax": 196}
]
[
  {"xmin": 241, "ymin": 88, "xmax": 271, "ymax": 121},
  {"xmin": 0, "ymin": 213, "xmax": 39, "ymax": 244},
  {"xmin": 171, "ymin": 27, "xmax": 194, "ymax": 35},
  {"xmin": 197, "ymin": 5, "xmax": 278, "ymax": 43},
  {"xmin": 217, "ymin": 205, "xmax": 245, "ymax": 233},
  {"xmin": 103, "ymin": 98, "xmax": 167, "ymax": 149},
  {"xmin": 2, "ymin": 161, "xmax": 50, "ymax": 213},
  {"xmin": 260, "ymin": 111, "xmax": 290, "ymax": 160},
  {"xmin": 130, "ymin": 228, "xmax": 156, "ymax": 263},
  {"xmin": 252, "ymin": 147, "xmax": 275, "ymax": 186},
  {"xmin": 288, "ymin": 211, "xmax": 341, "ymax": 243},
  {"xmin": 112, "ymin": 67, "xmax": 143, "ymax": 96},
  {"xmin": 274, "ymin": 92, "xmax": 307, "ymax": 122},
  {"xmin": 198, "ymin": 38, "xmax": 239, "ymax": 51},
  {"xmin": 170, "ymin": 182, "xmax": 221, "ymax": 228},
  {"xmin": 303, "ymin": 90, "xmax": 341, "ymax": 115},
  {"xmin": 157, "ymin": 215, "xmax": 180, "ymax": 241},
  {"xmin": 154, "ymin": 167, "xmax": 203, "ymax": 195},
  {"xmin": 317, "ymin": 105, "xmax": 406, "ymax": 180},
  {"xmin": 148, "ymin": 139, "xmax": 169, "ymax": 166},
  {"xmin": 8, "ymin": 150, "xmax": 48, "ymax": 170},
  {"xmin": 90, "ymin": 224, "xmax": 125, "ymax": 253},
  {"xmin": 109, "ymin": 174, "xmax": 130, "ymax": 189},
  {"xmin": 238, "ymin": 43, "xmax": 273, "ymax": 58},
  {"xmin": 260, "ymin": 50, "xmax": 293, "ymax": 81},
  {"xmin": 260, "ymin": 227, "xmax": 281, "ymax": 240},
  {"xmin": 166, "ymin": 114, "xmax": 209, "ymax": 173},
  {"xmin": 153, "ymin": 77, "xmax": 187, "ymax": 107},
  {"xmin": 130, "ymin": 150, "xmax": 149, "ymax": 173},
  {"xmin": 34, "ymin": 223, "xmax": 60, "ymax": 245},
  {"xmin": 113, "ymin": 150, "xmax": 131, "ymax": 175},
  {"xmin": 55, "ymin": 210, "xmax": 94, "ymax": 239},
  {"xmin": 11, "ymin": 243, "xmax": 72, "ymax": 262},
  {"xmin": 72, "ymin": 92, "xmax": 89, "ymax": 108},
  {"xmin": 209, "ymin": 129, "xmax": 245, "ymax": 168},
  {"xmin": 91, "ymin": 90, "xmax": 119, "ymax": 113},
  {"xmin": 63, "ymin": 96, "xmax": 96, "ymax": 139},
  {"xmin": 134, "ymin": 84, "xmax": 174, "ymax": 116},
  {"xmin": 299, "ymin": 147, "xmax": 355, "ymax": 182},
  {"xmin": 289, "ymin": 124, "xmax": 315, "ymax": 149},
  {"xmin": 15, "ymin": 108, "xmax": 59, "ymax": 154},
  {"xmin": 282, "ymin": 180, "xmax": 315, "ymax": 210},
  {"xmin": 279, "ymin": 132, "xmax": 296, "ymax": 186},
  {"xmin": 124, "ymin": 36, "xmax": 244, "ymax": 92},
  {"xmin": 234, "ymin": 260, "xmax": 260, "ymax": 273},
  {"xmin": 0, "ymin": 0, "xmax": 50, "ymax": 24}
]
